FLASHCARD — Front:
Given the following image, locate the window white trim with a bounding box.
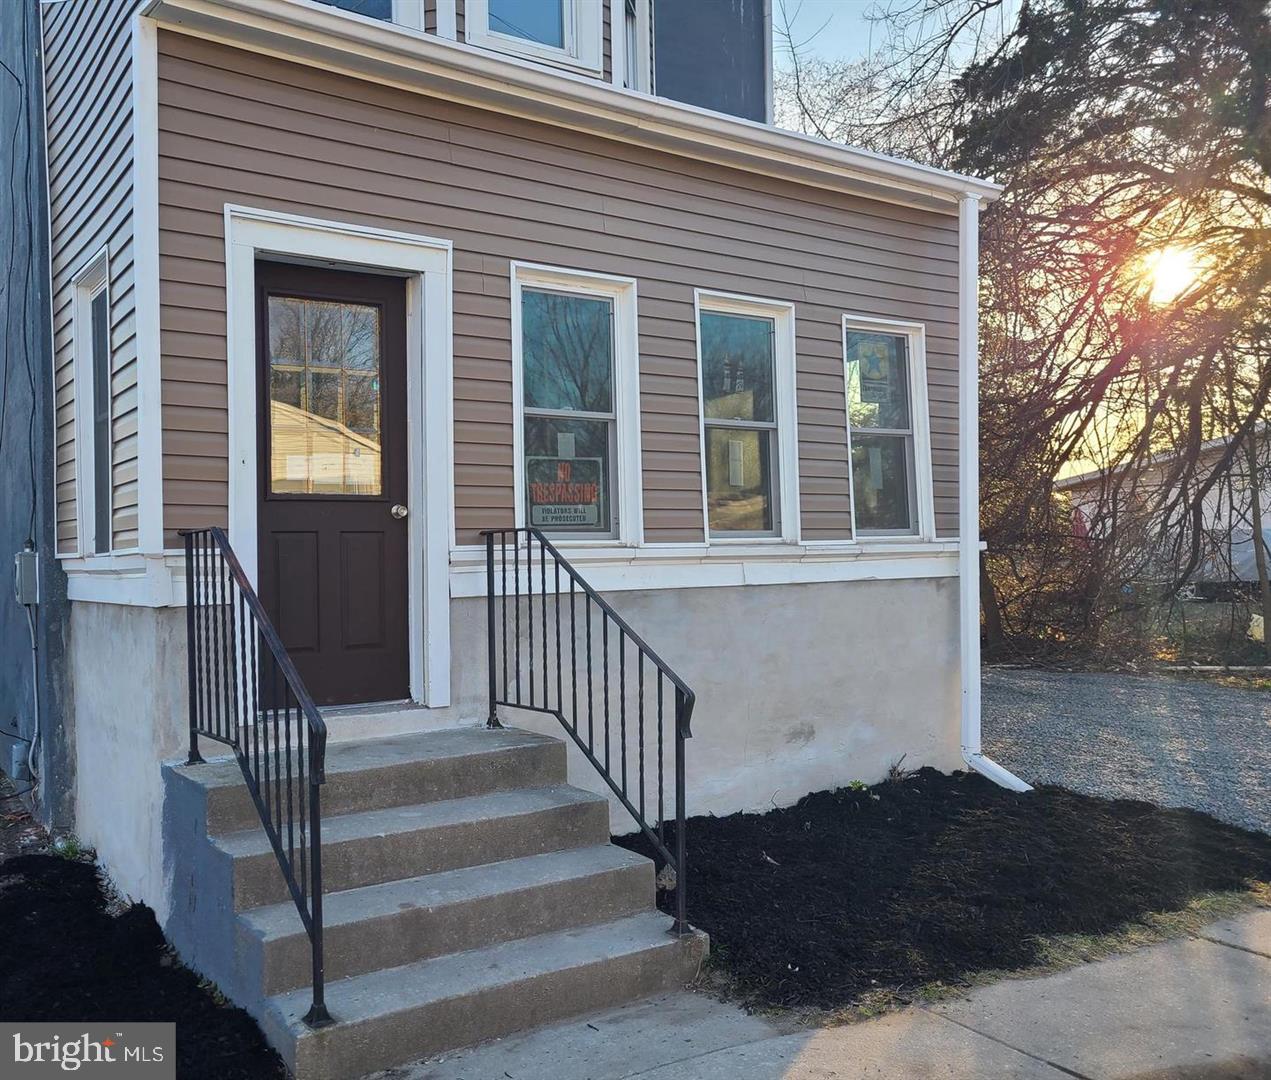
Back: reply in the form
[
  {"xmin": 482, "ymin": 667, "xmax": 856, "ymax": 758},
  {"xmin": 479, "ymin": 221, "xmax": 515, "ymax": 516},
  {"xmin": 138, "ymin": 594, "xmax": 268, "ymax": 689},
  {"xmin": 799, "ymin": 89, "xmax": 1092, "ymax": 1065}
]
[
  {"xmin": 132, "ymin": 14, "xmax": 165, "ymax": 556},
  {"xmin": 841, "ymin": 313, "xmax": 937, "ymax": 541},
  {"xmin": 694, "ymin": 289, "xmax": 800, "ymax": 545},
  {"xmin": 391, "ymin": 0, "xmax": 423, "ymax": 29},
  {"xmin": 434, "ymin": 0, "xmax": 457, "ymax": 37},
  {"xmin": 618, "ymin": 0, "xmax": 651, "ymax": 92},
  {"xmin": 70, "ymin": 246, "xmax": 112, "ymax": 559},
  {"xmin": 465, "ymin": 0, "xmax": 603, "ymax": 77},
  {"xmin": 224, "ymin": 205, "xmax": 455, "ymax": 707},
  {"xmin": 510, "ymin": 262, "xmax": 643, "ymax": 545},
  {"xmin": 508, "ymin": 261, "xmax": 645, "ymax": 546}
]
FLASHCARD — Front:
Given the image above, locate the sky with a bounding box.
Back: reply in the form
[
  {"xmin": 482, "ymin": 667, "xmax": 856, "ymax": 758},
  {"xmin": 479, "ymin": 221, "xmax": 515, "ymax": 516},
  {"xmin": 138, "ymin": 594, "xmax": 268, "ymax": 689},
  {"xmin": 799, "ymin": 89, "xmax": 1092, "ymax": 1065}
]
[
  {"xmin": 777, "ymin": 0, "xmax": 894, "ymax": 66},
  {"xmin": 776, "ymin": 0, "xmax": 1023, "ymax": 69}
]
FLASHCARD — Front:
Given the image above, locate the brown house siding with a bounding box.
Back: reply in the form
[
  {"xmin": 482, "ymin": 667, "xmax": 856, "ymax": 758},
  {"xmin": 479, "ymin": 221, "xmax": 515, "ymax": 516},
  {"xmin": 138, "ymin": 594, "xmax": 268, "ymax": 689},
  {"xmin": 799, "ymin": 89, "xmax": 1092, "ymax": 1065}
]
[
  {"xmin": 155, "ymin": 31, "xmax": 960, "ymax": 549},
  {"xmin": 44, "ymin": 0, "xmax": 141, "ymax": 553}
]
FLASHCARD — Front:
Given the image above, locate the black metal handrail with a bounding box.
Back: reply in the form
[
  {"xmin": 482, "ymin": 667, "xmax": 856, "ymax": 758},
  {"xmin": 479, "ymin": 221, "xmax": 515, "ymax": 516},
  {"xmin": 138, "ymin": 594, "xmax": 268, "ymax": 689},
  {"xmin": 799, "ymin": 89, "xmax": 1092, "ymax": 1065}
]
[
  {"xmin": 483, "ymin": 527, "xmax": 695, "ymax": 935},
  {"xmin": 182, "ymin": 527, "xmax": 332, "ymax": 1028}
]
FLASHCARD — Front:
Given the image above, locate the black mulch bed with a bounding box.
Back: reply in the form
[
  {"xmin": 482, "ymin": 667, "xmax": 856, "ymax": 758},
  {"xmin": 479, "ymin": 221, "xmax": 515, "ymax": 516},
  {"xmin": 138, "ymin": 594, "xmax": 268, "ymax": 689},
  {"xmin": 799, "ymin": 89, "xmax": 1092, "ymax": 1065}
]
[
  {"xmin": 615, "ymin": 768, "xmax": 1271, "ymax": 1011},
  {"xmin": 0, "ymin": 855, "xmax": 285, "ymax": 1079}
]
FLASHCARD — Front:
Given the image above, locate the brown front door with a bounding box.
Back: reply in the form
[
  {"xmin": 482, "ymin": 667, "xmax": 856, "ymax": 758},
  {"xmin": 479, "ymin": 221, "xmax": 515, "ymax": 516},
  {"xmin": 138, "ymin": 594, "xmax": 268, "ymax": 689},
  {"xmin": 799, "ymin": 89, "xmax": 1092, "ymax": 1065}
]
[{"xmin": 256, "ymin": 261, "xmax": 410, "ymax": 706}]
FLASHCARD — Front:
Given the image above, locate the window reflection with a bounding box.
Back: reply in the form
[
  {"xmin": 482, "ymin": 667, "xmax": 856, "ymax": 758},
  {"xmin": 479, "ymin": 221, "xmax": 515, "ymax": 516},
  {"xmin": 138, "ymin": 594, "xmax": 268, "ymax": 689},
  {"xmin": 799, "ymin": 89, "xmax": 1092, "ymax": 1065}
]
[
  {"xmin": 845, "ymin": 329, "xmax": 916, "ymax": 533},
  {"xmin": 699, "ymin": 310, "xmax": 779, "ymax": 535},
  {"xmin": 490, "ymin": 0, "xmax": 565, "ymax": 47},
  {"xmin": 521, "ymin": 287, "xmax": 617, "ymax": 536},
  {"xmin": 268, "ymin": 296, "xmax": 383, "ymax": 496}
]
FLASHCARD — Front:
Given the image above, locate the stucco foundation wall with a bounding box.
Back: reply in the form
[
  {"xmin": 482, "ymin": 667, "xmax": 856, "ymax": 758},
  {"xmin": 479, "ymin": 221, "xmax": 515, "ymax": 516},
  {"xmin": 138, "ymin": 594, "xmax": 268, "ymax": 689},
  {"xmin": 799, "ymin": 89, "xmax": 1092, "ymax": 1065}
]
[
  {"xmin": 70, "ymin": 602, "xmax": 187, "ymax": 915},
  {"xmin": 450, "ymin": 575, "xmax": 963, "ymax": 824},
  {"xmin": 69, "ymin": 574, "xmax": 959, "ymax": 924}
]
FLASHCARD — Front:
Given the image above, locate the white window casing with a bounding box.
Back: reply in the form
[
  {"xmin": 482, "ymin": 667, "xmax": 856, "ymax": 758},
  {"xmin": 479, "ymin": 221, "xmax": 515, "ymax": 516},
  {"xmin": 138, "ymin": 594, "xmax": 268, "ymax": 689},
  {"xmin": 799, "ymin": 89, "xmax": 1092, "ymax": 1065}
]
[
  {"xmin": 510, "ymin": 262, "xmax": 644, "ymax": 546},
  {"xmin": 70, "ymin": 246, "xmax": 113, "ymax": 558},
  {"xmin": 391, "ymin": 0, "xmax": 424, "ymax": 29},
  {"xmin": 694, "ymin": 290, "xmax": 799, "ymax": 545},
  {"xmin": 841, "ymin": 313, "xmax": 937, "ymax": 541},
  {"xmin": 619, "ymin": 0, "xmax": 651, "ymax": 92},
  {"xmin": 466, "ymin": 0, "xmax": 604, "ymax": 77}
]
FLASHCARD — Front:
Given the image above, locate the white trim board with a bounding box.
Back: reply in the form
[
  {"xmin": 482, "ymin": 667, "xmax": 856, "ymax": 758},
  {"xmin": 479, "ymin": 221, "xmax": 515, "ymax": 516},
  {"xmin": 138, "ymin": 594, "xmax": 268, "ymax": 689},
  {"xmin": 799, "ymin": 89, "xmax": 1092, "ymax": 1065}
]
[
  {"xmin": 132, "ymin": 14, "xmax": 165, "ymax": 556},
  {"xmin": 59, "ymin": 541, "xmax": 963, "ymax": 606},
  {"xmin": 450, "ymin": 546, "xmax": 961, "ymax": 598},
  {"xmin": 139, "ymin": 0, "xmax": 1001, "ymax": 213},
  {"xmin": 223, "ymin": 205, "xmax": 455, "ymax": 707}
]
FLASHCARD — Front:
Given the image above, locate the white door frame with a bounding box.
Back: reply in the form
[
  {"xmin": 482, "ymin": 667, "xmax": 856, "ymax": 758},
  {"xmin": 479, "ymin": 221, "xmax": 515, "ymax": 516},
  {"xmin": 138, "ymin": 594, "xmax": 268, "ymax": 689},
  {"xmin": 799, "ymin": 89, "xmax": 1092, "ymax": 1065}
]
[{"xmin": 224, "ymin": 205, "xmax": 454, "ymax": 707}]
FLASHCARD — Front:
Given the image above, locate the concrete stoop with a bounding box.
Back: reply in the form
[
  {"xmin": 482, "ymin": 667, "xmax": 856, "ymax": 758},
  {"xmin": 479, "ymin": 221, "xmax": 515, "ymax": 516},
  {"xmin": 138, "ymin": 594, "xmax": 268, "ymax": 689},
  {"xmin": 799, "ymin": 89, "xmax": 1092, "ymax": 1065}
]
[{"xmin": 164, "ymin": 727, "xmax": 706, "ymax": 1079}]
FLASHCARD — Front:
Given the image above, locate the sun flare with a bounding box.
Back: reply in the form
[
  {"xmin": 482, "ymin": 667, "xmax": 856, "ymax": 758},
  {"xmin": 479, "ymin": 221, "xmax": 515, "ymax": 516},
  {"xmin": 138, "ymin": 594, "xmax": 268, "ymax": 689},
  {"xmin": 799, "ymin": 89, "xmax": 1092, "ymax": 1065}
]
[{"xmin": 1145, "ymin": 246, "xmax": 1200, "ymax": 306}]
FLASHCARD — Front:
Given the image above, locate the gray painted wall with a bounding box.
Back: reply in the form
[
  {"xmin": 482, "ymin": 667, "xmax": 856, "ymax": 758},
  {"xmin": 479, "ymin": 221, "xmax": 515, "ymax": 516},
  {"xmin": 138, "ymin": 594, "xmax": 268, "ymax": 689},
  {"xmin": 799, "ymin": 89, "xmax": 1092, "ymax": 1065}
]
[
  {"xmin": 653, "ymin": 0, "xmax": 768, "ymax": 122},
  {"xmin": 0, "ymin": 0, "xmax": 73, "ymax": 826}
]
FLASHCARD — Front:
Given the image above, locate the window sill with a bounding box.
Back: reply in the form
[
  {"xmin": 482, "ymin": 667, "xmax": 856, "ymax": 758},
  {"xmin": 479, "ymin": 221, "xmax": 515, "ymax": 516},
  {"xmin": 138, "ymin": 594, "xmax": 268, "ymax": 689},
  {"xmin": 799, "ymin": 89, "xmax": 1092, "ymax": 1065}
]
[{"xmin": 466, "ymin": 36, "xmax": 603, "ymax": 79}]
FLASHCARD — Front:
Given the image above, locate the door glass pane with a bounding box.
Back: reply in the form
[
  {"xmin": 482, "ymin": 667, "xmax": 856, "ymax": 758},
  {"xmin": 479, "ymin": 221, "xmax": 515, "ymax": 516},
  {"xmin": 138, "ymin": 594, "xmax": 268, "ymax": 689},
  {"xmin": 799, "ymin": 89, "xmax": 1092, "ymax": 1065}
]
[
  {"xmin": 705, "ymin": 426, "xmax": 774, "ymax": 534},
  {"xmin": 268, "ymin": 295, "xmax": 383, "ymax": 496},
  {"xmin": 700, "ymin": 311, "xmax": 775, "ymax": 422},
  {"xmin": 846, "ymin": 331, "xmax": 910, "ymax": 430},
  {"xmin": 851, "ymin": 433, "xmax": 913, "ymax": 532},
  {"xmin": 524, "ymin": 415, "xmax": 612, "ymax": 533},
  {"xmin": 489, "ymin": 0, "xmax": 565, "ymax": 47},
  {"xmin": 522, "ymin": 288, "xmax": 614, "ymax": 413}
]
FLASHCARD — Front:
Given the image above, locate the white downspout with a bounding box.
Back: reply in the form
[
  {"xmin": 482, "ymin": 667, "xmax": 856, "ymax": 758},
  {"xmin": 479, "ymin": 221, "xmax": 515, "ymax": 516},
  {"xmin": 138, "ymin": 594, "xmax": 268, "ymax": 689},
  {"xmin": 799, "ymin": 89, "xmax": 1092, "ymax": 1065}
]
[{"xmin": 957, "ymin": 194, "xmax": 1031, "ymax": 793}]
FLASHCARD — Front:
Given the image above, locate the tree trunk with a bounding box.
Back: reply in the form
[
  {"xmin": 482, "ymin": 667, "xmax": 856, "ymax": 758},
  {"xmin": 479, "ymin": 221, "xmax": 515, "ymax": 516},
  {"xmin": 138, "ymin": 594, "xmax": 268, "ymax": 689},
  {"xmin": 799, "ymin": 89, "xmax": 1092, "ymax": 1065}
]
[
  {"xmin": 1244, "ymin": 436, "xmax": 1271, "ymax": 662},
  {"xmin": 980, "ymin": 550, "xmax": 1007, "ymax": 651}
]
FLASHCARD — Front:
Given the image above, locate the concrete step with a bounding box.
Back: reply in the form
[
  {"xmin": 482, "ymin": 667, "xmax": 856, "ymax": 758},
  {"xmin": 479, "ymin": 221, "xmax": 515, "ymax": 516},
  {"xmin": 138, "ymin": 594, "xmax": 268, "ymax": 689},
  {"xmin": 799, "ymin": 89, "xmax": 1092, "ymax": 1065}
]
[
  {"xmin": 176, "ymin": 728, "xmax": 566, "ymax": 835},
  {"xmin": 260, "ymin": 911, "xmax": 708, "ymax": 1080},
  {"xmin": 214, "ymin": 785, "xmax": 610, "ymax": 909},
  {"xmin": 237, "ymin": 845, "xmax": 655, "ymax": 995}
]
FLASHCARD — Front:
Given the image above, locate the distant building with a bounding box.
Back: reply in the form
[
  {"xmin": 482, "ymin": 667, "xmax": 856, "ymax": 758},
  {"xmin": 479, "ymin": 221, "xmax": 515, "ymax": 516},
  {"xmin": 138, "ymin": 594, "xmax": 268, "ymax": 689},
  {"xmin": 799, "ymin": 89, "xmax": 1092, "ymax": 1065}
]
[{"xmin": 1057, "ymin": 424, "xmax": 1271, "ymax": 591}]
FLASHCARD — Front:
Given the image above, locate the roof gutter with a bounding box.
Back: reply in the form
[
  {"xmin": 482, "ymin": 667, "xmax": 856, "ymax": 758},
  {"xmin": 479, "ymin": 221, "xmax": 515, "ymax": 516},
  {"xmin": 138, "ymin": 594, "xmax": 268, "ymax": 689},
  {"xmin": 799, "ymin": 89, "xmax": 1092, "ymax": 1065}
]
[
  {"xmin": 140, "ymin": 0, "xmax": 1003, "ymax": 214},
  {"xmin": 957, "ymin": 196, "xmax": 1031, "ymax": 793}
]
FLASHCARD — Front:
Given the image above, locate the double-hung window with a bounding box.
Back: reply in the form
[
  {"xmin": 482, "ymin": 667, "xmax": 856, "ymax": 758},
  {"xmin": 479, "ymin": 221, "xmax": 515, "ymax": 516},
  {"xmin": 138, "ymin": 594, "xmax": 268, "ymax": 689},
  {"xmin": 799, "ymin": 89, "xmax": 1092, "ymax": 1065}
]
[
  {"xmin": 514, "ymin": 265, "xmax": 641, "ymax": 542},
  {"xmin": 467, "ymin": 0, "xmax": 604, "ymax": 75},
  {"xmin": 843, "ymin": 317, "xmax": 934, "ymax": 537},
  {"xmin": 73, "ymin": 249, "xmax": 112, "ymax": 556},
  {"xmin": 696, "ymin": 293, "xmax": 798, "ymax": 540}
]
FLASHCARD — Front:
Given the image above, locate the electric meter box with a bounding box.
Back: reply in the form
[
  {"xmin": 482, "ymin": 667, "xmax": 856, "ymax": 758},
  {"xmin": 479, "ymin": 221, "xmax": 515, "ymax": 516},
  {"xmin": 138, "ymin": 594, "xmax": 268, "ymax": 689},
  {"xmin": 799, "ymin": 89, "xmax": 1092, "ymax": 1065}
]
[{"xmin": 14, "ymin": 549, "xmax": 38, "ymax": 606}]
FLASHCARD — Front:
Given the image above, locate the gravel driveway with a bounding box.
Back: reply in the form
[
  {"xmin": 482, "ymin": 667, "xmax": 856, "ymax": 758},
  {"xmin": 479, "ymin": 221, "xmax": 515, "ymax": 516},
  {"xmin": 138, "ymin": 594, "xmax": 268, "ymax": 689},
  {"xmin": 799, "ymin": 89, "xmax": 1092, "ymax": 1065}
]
[{"xmin": 983, "ymin": 668, "xmax": 1271, "ymax": 835}]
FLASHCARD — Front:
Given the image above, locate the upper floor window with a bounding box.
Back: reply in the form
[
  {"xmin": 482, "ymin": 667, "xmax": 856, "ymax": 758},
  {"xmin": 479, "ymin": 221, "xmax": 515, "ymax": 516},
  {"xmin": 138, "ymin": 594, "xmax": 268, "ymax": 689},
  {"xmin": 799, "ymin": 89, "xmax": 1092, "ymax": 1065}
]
[
  {"xmin": 318, "ymin": 0, "xmax": 394, "ymax": 19},
  {"xmin": 843, "ymin": 316, "xmax": 936, "ymax": 538},
  {"xmin": 467, "ymin": 0, "xmax": 604, "ymax": 76}
]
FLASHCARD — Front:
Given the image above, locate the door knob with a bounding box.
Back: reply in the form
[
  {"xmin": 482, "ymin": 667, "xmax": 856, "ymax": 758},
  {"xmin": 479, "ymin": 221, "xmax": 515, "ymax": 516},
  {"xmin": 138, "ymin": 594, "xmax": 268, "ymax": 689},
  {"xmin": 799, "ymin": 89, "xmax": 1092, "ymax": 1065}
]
[{"xmin": 390, "ymin": 504, "xmax": 408, "ymax": 520}]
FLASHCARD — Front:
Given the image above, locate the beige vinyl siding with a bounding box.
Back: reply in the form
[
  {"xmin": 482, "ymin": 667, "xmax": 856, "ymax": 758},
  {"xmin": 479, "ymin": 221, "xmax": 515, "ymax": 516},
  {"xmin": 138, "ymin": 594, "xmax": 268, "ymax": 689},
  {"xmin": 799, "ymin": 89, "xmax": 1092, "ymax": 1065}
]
[
  {"xmin": 602, "ymin": 0, "xmax": 612, "ymax": 83},
  {"xmin": 424, "ymin": 0, "xmax": 437, "ymax": 33},
  {"xmin": 156, "ymin": 31, "xmax": 960, "ymax": 548},
  {"xmin": 44, "ymin": 0, "xmax": 140, "ymax": 553},
  {"xmin": 455, "ymin": 0, "xmax": 464, "ymax": 37}
]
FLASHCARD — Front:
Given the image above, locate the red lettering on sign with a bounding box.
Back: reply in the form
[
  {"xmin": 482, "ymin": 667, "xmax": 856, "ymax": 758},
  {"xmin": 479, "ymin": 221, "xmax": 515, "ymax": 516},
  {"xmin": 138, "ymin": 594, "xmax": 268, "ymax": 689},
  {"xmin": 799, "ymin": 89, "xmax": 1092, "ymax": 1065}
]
[{"xmin": 528, "ymin": 482, "xmax": 599, "ymax": 504}]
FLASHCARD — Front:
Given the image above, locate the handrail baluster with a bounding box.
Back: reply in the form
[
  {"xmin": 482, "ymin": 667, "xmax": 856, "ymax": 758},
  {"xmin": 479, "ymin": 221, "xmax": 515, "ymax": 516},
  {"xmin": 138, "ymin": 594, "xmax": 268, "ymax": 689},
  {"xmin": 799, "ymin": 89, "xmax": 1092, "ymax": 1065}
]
[
  {"xmin": 181, "ymin": 527, "xmax": 332, "ymax": 1028},
  {"xmin": 481, "ymin": 527, "xmax": 696, "ymax": 937}
]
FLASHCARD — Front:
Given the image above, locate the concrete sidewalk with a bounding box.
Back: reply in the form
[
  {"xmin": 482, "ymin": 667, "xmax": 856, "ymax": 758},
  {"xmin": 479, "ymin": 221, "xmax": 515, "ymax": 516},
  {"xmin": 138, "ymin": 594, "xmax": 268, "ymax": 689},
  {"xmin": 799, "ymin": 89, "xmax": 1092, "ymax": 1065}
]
[{"xmin": 386, "ymin": 909, "xmax": 1271, "ymax": 1080}]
